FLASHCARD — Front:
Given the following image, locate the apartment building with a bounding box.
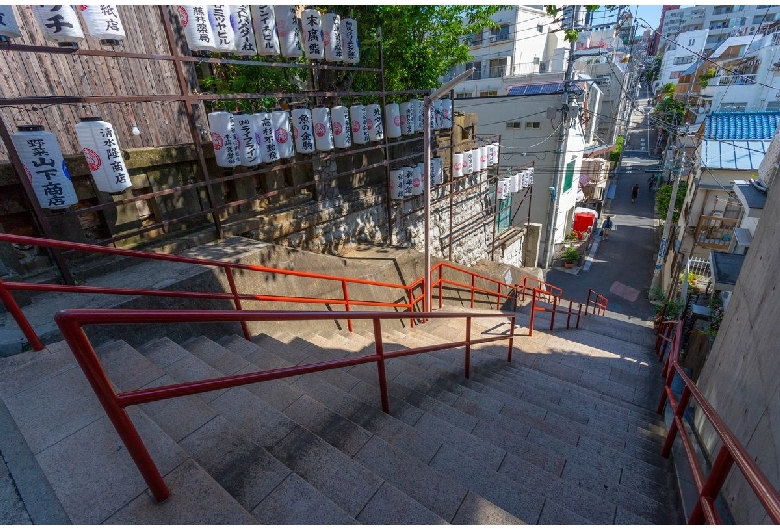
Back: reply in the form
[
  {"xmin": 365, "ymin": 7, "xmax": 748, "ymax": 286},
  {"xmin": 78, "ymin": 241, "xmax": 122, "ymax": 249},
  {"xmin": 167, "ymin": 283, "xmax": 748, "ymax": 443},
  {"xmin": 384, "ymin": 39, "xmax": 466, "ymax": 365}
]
[{"xmin": 655, "ymin": 29, "xmax": 708, "ymax": 92}]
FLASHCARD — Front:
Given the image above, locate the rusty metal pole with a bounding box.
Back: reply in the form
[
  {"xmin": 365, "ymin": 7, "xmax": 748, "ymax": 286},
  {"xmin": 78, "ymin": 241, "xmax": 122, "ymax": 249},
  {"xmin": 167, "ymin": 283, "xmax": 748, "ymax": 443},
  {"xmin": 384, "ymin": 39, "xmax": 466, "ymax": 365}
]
[
  {"xmin": 378, "ymin": 27, "xmax": 395, "ymax": 246},
  {"xmin": 159, "ymin": 5, "xmax": 223, "ymax": 239}
]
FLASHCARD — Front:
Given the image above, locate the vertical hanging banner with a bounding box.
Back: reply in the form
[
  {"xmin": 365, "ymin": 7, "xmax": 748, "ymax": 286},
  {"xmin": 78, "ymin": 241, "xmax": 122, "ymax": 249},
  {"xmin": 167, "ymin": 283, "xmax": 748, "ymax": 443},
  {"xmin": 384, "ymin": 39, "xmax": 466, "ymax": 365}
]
[
  {"xmin": 301, "ymin": 8, "xmax": 324, "ymax": 60},
  {"xmin": 231, "ymin": 5, "xmax": 257, "ymax": 56},
  {"xmin": 207, "ymin": 111, "xmax": 239, "ymax": 167},
  {"xmin": 340, "ymin": 17, "xmax": 359, "ymax": 64},
  {"xmin": 291, "ymin": 108, "xmax": 315, "ymax": 154},
  {"xmin": 331, "ymin": 105, "xmax": 351, "ymax": 149},
  {"xmin": 233, "ymin": 112, "xmax": 261, "ymax": 166},
  {"xmin": 11, "ymin": 125, "xmax": 78, "ymax": 209},
  {"xmin": 80, "ymin": 5, "xmax": 125, "ymax": 42},
  {"xmin": 179, "ymin": 6, "xmax": 216, "ymax": 52},
  {"xmin": 311, "ymin": 107, "xmax": 334, "ymax": 152},
  {"xmin": 350, "ymin": 104, "xmax": 369, "ymax": 145},
  {"xmin": 0, "ymin": 6, "xmax": 21, "ymax": 39},
  {"xmin": 272, "ymin": 110, "xmax": 294, "ymax": 158},
  {"xmin": 385, "ymin": 103, "xmax": 401, "ymax": 139},
  {"xmin": 210, "ymin": 5, "xmax": 235, "ymax": 52},
  {"xmin": 251, "ymin": 6, "xmax": 280, "ymax": 57},
  {"xmin": 32, "ymin": 5, "xmax": 84, "ymax": 44},
  {"xmin": 254, "ymin": 112, "xmax": 280, "ymax": 164},
  {"xmin": 322, "ymin": 13, "xmax": 343, "ymax": 62},
  {"xmin": 366, "ymin": 103, "xmax": 384, "ymax": 142},
  {"xmin": 74, "ymin": 117, "xmax": 131, "ymax": 194},
  {"xmin": 274, "ymin": 5, "xmax": 303, "ymax": 58}
]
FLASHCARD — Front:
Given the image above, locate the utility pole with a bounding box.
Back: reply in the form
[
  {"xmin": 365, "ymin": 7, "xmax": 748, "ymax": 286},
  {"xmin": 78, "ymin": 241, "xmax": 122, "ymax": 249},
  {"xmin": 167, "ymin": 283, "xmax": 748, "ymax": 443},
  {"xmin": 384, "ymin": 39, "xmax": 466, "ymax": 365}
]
[{"xmin": 542, "ymin": 5, "xmax": 579, "ymax": 269}]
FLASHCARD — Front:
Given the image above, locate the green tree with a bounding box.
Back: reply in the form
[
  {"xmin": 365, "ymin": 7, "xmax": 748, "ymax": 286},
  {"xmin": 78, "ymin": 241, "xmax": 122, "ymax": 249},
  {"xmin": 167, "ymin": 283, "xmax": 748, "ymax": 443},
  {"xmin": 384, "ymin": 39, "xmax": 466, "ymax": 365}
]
[
  {"xmin": 655, "ymin": 181, "xmax": 688, "ymax": 222},
  {"xmin": 645, "ymin": 55, "xmax": 661, "ymax": 85},
  {"xmin": 653, "ymin": 94, "xmax": 686, "ymax": 126},
  {"xmin": 609, "ymin": 135, "xmax": 624, "ymax": 162}
]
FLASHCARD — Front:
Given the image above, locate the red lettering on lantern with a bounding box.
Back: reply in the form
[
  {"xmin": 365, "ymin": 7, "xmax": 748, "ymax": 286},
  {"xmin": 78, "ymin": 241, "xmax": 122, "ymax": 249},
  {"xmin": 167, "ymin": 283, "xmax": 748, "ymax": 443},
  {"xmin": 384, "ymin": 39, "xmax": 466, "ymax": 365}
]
[
  {"xmin": 178, "ymin": 6, "xmax": 188, "ymax": 27},
  {"xmin": 393, "ymin": 115, "xmax": 401, "ymax": 126},
  {"xmin": 276, "ymin": 128, "xmax": 289, "ymax": 144},
  {"xmin": 333, "ymin": 121, "xmax": 343, "ymax": 135},
  {"xmin": 83, "ymin": 148, "xmax": 102, "ymax": 171},
  {"xmin": 292, "ymin": 125, "xmax": 299, "ymax": 140},
  {"xmin": 211, "ymin": 132, "xmax": 224, "ymax": 150},
  {"xmin": 314, "ymin": 123, "xmax": 326, "ymax": 137},
  {"xmin": 366, "ymin": 119, "xmax": 374, "ymax": 131},
  {"xmin": 351, "ymin": 120, "xmax": 360, "ymax": 133}
]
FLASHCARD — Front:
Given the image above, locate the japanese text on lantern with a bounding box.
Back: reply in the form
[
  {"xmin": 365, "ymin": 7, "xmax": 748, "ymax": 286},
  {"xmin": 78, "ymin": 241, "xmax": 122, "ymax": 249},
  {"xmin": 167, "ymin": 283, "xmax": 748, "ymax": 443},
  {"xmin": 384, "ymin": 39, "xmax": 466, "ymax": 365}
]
[
  {"xmin": 235, "ymin": 6, "xmax": 255, "ymax": 52},
  {"xmin": 297, "ymin": 113, "xmax": 313, "ymax": 152},
  {"xmin": 193, "ymin": 6, "xmax": 209, "ymax": 43},
  {"xmin": 212, "ymin": 6, "xmax": 231, "ymax": 47},
  {"xmin": 27, "ymin": 138, "xmax": 67, "ymax": 207},
  {"xmin": 261, "ymin": 115, "xmax": 279, "ymax": 161},
  {"xmin": 99, "ymin": 126, "xmax": 128, "ymax": 185},
  {"xmin": 344, "ymin": 19, "xmax": 356, "ymax": 62}
]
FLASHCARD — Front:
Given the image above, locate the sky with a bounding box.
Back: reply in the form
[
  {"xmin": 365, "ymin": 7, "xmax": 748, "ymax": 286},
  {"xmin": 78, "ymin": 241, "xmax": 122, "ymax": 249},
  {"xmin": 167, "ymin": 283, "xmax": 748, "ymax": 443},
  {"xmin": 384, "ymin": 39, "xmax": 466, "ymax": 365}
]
[{"xmin": 590, "ymin": 4, "xmax": 694, "ymax": 36}]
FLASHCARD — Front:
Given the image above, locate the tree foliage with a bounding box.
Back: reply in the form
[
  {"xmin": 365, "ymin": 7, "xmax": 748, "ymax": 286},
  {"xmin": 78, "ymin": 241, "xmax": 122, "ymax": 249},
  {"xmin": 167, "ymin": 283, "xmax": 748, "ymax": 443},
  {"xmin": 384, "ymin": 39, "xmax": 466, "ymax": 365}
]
[
  {"xmin": 653, "ymin": 94, "xmax": 686, "ymax": 126},
  {"xmin": 655, "ymin": 181, "xmax": 688, "ymax": 223}
]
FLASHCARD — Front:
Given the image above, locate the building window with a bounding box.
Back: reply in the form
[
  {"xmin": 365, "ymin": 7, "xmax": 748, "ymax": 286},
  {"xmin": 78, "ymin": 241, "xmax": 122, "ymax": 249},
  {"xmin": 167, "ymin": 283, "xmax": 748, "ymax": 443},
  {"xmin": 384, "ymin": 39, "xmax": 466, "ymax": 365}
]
[
  {"xmin": 563, "ymin": 160, "xmax": 575, "ymax": 193},
  {"xmin": 488, "ymin": 58, "xmax": 506, "ymax": 78},
  {"xmin": 721, "ymin": 102, "xmax": 747, "ymax": 112},
  {"xmin": 465, "ymin": 61, "xmax": 481, "ymax": 80},
  {"xmin": 766, "ymin": 101, "xmax": 780, "ymax": 110},
  {"xmin": 688, "ymin": 38, "xmax": 695, "ymax": 46},
  {"xmin": 673, "ymin": 56, "xmax": 695, "ymax": 65},
  {"xmin": 491, "ymin": 24, "xmax": 510, "ymax": 41},
  {"xmin": 455, "ymin": 92, "xmax": 471, "ymax": 99},
  {"xmin": 506, "ymin": 121, "xmax": 523, "ymax": 129},
  {"xmin": 537, "ymin": 24, "xmax": 544, "ymax": 33},
  {"xmin": 669, "ymin": 70, "xmax": 683, "ymax": 80},
  {"xmin": 525, "ymin": 121, "xmax": 541, "ymax": 129},
  {"xmin": 480, "ymin": 90, "xmax": 498, "ymax": 97}
]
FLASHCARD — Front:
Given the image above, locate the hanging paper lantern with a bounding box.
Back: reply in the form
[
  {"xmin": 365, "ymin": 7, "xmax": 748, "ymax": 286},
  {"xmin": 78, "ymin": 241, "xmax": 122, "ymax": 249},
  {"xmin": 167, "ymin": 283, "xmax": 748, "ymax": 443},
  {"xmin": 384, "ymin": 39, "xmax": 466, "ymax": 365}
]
[
  {"xmin": 526, "ymin": 167, "xmax": 534, "ymax": 186},
  {"xmin": 350, "ymin": 104, "xmax": 369, "ymax": 145},
  {"xmin": 399, "ymin": 101, "xmax": 414, "ymax": 136},
  {"xmin": 75, "ymin": 117, "xmax": 132, "ymax": 194},
  {"xmin": 79, "ymin": 5, "xmax": 125, "ymax": 43},
  {"xmin": 11, "ymin": 125, "xmax": 78, "ymax": 209},
  {"xmin": 0, "ymin": 7, "xmax": 21, "ymax": 40},
  {"xmin": 493, "ymin": 142, "xmax": 500, "ymax": 166},
  {"xmin": 231, "ymin": 6, "xmax": 257, "ymax": 56},
  {"xmin": 510, "ymin": 173, "xmax": 521, "ymax": 193},
  {"xmin": 412, "ymin": 163, "xmax": 424, "ymax": 196},
  {"xmin": 440, "ymin": 98, "xmax": 453, "ymax": 129},
  {"xmin": 178, "ymin": 6, "xmax": 216, "ymax": 52},
  {"xmin": 473, "ymin": 147, "xmax": 482, "ymax": 173},
  {"xmin": 453, "ymin": 152, "xmax": 463, "ymax": 178},
  {"xmin": 300, "ymin": 8, "xmax": 324, "ymax": 60},
  {"xmin": 207, "ymin": 111, "xmax": 240, "ymax": 167},
  {"xmin": 291, "ymin": 108, "xmax": 315, "ymax": 154},
  {"xmin": 233, "ymin": 112, "xmax": 261, "ymax": 166},
  {"xmin": 251, "ymin": 6, "xmax": 280, "ymax": 57},
  {"xmin": 331, "ymin": 105, "xmax": 351, "ymax": 149},
  {"xmin": 209, "ymin": 6, "xmax": 235, "ymax": 52},
  {"xmin": 402, "ymin": 166, "xmax": 413, "ymax": 198},
  {"xmin": 340, "ymin": 17, "xmax": 359, "ymax": 64},
  {"xmin": 272, "ymin": 110, "xmax": 294, "ymax": 158},
  {"xmin": 432, "ymin": 157, "xmax": 444, "ymax": 186},
  {"xmin": 366, "ymin": 103, "xmax": 384, "ymax": 142},
  {"xmin": 385, "ymin": 103, "xmax": 402, "ymax": 139},
  {"xmin": 253, "ymin": 112, "xmax": 280, "ymax": 164},
  {"xmin": 274, "ymin": 5, "xmax": 302, "ymax": 58},
  {"xmin": 487, "ymin": 144, "xmax": 495, "ymax": 167},
  {"xmin": 479, "ymin": 146, "xmax": 488, "ymax": 170},
  {"xmin": 322, "ymin": 13, "xmax": 343, "ymax": 62},
  {"xmin": 463, "ymin": 150, "xmax": 473, "ymax": 175},
  {"xmin": 32, "ymin": 5, "xmax": 84, "ymax": 45},
  {"xmin": 411, "ymin": 99, "xmax": 423, "ymax": 133},
  {"xmin": 311, "ymin": 107, "xmax": 334, "ymax": 152},
  {"xmin": 433, "ymin": 100, "xmax": 444, "ymax": 130},
  {"xmin": 388, "ymin": 169, "xmax": 404, "ymax": 201}
]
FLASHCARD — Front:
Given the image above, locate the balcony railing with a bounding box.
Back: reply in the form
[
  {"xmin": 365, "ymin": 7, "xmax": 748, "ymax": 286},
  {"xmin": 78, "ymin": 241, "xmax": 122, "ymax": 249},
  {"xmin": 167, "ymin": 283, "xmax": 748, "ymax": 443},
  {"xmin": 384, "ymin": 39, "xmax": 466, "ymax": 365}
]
[
  {"xmin": 508, "ymin": 62, "xmax": 541, "ymax": 76},
  {"xmin": 716, "ymin": 74, "xmax": 756, "ymax": 85},
  {"xmin": 488, "ymin": 65, "xmax": 507, "ymax": 78},
  {"xmin": 694, "ymin": 215, "xmax": 738, "ymax": 250}
]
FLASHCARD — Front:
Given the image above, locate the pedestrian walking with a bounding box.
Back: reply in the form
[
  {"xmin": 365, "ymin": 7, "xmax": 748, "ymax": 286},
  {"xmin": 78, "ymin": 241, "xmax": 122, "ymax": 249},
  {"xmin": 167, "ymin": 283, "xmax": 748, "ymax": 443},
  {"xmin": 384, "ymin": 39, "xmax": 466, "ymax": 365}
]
[
  {"xmin": 647, "ymin": 175, "xmax": 655, "ymax": 192},
  {"xmin": 631, "ymin": 183, "xmax": 639, "ymax": 203},
  {"xmin": 601, "ymin": 216, "xmax": 613, "ymax": 240}
]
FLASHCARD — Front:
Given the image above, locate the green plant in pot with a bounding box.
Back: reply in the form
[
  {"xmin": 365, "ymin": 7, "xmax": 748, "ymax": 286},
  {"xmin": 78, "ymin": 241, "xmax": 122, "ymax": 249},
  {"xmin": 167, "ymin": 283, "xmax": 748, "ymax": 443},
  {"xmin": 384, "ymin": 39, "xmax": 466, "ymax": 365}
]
[{"xmin": 562, "ymin": 246, "xmax": 580, "ymax": 267}]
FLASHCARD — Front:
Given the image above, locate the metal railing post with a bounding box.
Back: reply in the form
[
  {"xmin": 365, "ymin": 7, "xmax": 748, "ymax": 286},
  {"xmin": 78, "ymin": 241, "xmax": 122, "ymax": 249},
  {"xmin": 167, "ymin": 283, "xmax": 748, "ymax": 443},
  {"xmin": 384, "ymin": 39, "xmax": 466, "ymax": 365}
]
[
  {"xmin": 0, "ymin": 279, "xmax": 45, "ymax": 351},
  {"xmin": 224, "ymin": 266, "xmax": 251, "ymax": 341},
  {"xmin": 662, "ymin": 384, "xmax": 692, "ymax": 457},
  {"xmin": 470, "ymin": 276, "xmax": 476, "ymax": 308},
  {"xmin": 464, "ymin": 316, "xmax": 472, "ymax": 379},
  {"xmin": 550, "ymin": 296, "xmax": 558, "ymax": 330},
  {"xmin": 373, "ymin": 318, "xmax": 390, "ymax": 414},
  {"xmin": 576, "ymin": 303, "xmax": 582, "ymax": 329},
  {"xmin": 438, "ymin": 265, "xmax": 443, "ymax": 309},
  {"xmin": 586, "ymin": 289, "xmax": 592, "ymax": 315},
  {"xmin": 512, "ymin": 284, "xmax": 518, "ymax": 312},
  {"xmin": 521, "ymin": 277, "xmax": 527, "ymax": 302},
  {"xmin": 566, "ymin": 300, "xmax": 573, "ymax": 329},
  {"xmin": 689, "ymin": 445, "xmax": 735, "ymax": 524},
  {"xmin": 507, "ymin": 315, "xmax": 515, "ymax": 362},
  {"xmin": 342, "ymin": 280, "xmax": 353, "ymax": 332},
  {"xmin": 529, "ymin": 289, "xmax": 536, "ymax": 336},
  {"xmin": 496, "ymin": 283, "xmax": 501, "ymax": 310},
  {"xmin": 408, "ymin": 287, "xmax": 415, "ymax": 328}
]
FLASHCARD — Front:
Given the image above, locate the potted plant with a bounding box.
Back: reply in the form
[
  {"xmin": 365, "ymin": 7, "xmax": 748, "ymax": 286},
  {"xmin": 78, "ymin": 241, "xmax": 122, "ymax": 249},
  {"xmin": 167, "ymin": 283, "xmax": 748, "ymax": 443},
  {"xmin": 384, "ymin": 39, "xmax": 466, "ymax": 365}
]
[{"xmin": 562, "ymin": 246, "xmax": 580, "ymax": 268}]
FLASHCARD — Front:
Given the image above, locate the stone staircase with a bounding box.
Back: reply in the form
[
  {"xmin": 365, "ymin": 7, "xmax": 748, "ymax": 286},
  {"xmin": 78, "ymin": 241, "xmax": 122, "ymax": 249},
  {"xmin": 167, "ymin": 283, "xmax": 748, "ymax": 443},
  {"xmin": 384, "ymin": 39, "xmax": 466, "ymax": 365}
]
[{"xmin": 0, "ymin": 307, "xmax": 683, "ymax": 524}]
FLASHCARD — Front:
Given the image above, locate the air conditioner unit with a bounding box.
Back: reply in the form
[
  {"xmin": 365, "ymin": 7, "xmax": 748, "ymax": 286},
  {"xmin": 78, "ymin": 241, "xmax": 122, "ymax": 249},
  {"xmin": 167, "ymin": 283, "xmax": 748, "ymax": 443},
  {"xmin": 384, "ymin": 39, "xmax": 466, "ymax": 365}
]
[{"xmin": 489, "ymin": 36, "xmax": 497, "ymax": 43}]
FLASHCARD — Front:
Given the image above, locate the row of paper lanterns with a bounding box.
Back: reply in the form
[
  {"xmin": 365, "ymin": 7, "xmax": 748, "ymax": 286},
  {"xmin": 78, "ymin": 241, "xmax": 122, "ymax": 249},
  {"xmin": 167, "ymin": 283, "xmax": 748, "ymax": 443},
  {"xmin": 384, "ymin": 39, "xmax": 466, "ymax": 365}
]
[
  {"xmin": 497, "ymin": 168, "xmax": 535, "ymax": 200},
  {"xmin": 207, "ymin": 99, "xmax": 453, "ymax": 168},
  {"xmin": 179, "ymin": 6, "xmax": 360, "ymax": 63},
  {"xmin": 10, "ymin": 118, "xmax": 134, "ymax": 209},
  {"xmin": 388, "ymin": 159, "xmax": 444, "ymax": 201},
  {"xmin": 452, "ymin": 143, "xmax": 500, "ymax": 178},
  {"xmin": 0, "ymin": 6, "xmax": 126, "ymax": 43}
]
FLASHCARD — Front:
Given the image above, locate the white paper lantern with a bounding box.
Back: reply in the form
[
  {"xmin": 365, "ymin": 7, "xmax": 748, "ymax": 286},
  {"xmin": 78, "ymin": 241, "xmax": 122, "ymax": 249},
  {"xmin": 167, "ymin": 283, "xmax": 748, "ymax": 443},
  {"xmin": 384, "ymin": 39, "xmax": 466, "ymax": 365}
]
[
  {"xmin": 251, "ymin": 6, "xmax": 280, "ymax": 57},
  {"xmin": 487, "ymin": 144, "xmax": 495, "ymax": 167},
  {"xmin": 254, "ymin": 112, "xmax": 280, "ymax": 164},
  {"xmin": 432, "ymin": 157, "xmax": 444, "ymax": 186},
  {"xmin": 79, "ymin": 5, "xmax": 125, "ymax": 42},
  {"xmin": 412, "ymin": 163, "xmax": 424, "ymax": 196},
  {"xmin": 433, "ymin": 99, "xmax": 444, "ymax": 130},
  {"xmin": 311, "ymin": 107, "xmax": 334, "ymax": 152},
  {"xmin": 463, "ymin": 150, "xmax": 473, "ymax": 175},
  {"xmin": 350, "ymin": 104, "xmax": 369, "ymax": 145},
  {"xmin": 32, "ymin": 5, "xmax": 84, "ymax": 44},
  {"xmin": 385, "ymin": 103, "xmax": 402, "ymax": 139},
  {"xmin": 402, "ymin": 166, "xmax": 413, "ymax": 198},
  {"xmin": 510, "ymin": 173, "xmax": 521, "ymax": 193},
  {"xmin": 322, "ymin": 13, "xmax": 343, "ymax": 62},
  {"xmin": 388, "ymin": 169, "xmax": 404, "ymax": 201},
  {"xmin": 0, "ymin": 7, "xmax": 21, "ymax": 39},
  {"xmin": 497, "ymin": 178, "xmax": 509, "ymax": 200},
  {"xmin": 366, "ymin": 103, "xmax": 384, "ymax": 142},
  {"xmin": 412, "ymin": 99, "xmax": 423, "ymax": 132},
  {"xmin": 331, "ymin": 105, "xmax": 351, "ymax": 149},
  {"xmin": 340, "ymin": 17, "xmax": 359, "ymax": 64},
  {"xmin": 209, "ymin": 6, "xmax": 235, "ymax": 52},
  {"xmin": 473, "ymin": 148, "xmax": 482, "ymax": 173},
  {"xmin": 399, "ymin": 101, "xmax": 414, "ymax": 136},
  {"xmin": 231, "ymin": 6, "xmax": 257, "ymax": 56},
  {"xmin": 493, "ymin": 142, "xmax": 500, "ymax": 166},
  {"xmin": 274, "ymin": 5, "xmax": 302, "ymax": 58},
  {"xmin": 440, "ymin": 98, "xmax": 452, "ymax": 129},
  {"xmin": 479, "ymin": 146, "xmax": 488, "ymax": 170},
  {"xmin": 233, "ymin": 112, "xmax": 261, "ymax": 166},
  {"xmin": 526, "ymin": 167, "xmax": 534, "ymax": 186},
  {"xmin": 291, "ymin": 108, "xmax": 315, "ymax": 154},
  {"xmin": 11, "ymin": 125, "xmax": 78, "ymax": 209},
  {"xmin": 177, "ymin": 6, "xmax": 216, "ymax": 52},
  {"xmin": 300, "ymin": 9, "xmax": 324, "ymax": 60},
  {"xmin": 207, "ymin": 111, "xmax": 240, "ymax": 167},
  {"xmin": 453, "ymin": 152, "xmax": 463, "ymax": 178},
  {"xmin": 74, "ymin": 117, "xmax": 131, "ymax": 194},
  {"xmin": 272, "ymin": 110, "xmax": 294, "ymax": 158}
]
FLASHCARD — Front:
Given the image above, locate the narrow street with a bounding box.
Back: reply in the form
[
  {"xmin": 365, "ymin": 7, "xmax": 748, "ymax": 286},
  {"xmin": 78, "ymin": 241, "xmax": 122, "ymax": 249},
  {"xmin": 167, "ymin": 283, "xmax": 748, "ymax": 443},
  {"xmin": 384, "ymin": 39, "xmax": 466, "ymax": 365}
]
[{"xmin": 547, "ymin": 85, "xmax": 661, "ymax": 320}]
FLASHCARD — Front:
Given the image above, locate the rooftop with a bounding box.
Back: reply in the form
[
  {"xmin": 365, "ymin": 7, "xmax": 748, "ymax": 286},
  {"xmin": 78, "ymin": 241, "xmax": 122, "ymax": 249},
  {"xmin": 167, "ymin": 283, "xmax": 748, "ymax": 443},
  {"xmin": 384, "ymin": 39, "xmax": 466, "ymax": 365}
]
[
  {"xmin": 710, "ymin": 251, "xmax": 746, "ymax": 291},
  {"xmin": 701, "ymin": 139, "xmax": 769, "ymax": 171},
  {"xmin": 703, "ymin": 112, "xmax": 780, "ymax": 140},
  {"xmin": 506, "ymin": 82, "xmax": 584, "ymax": 97}
]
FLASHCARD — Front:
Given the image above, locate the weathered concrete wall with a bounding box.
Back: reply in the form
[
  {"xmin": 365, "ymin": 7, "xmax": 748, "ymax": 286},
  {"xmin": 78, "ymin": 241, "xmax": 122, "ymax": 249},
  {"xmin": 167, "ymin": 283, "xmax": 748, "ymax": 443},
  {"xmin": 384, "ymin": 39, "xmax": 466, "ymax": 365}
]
[{"xmin": 694, "ymin": 179, "xmax": 780, "ymax": 524}]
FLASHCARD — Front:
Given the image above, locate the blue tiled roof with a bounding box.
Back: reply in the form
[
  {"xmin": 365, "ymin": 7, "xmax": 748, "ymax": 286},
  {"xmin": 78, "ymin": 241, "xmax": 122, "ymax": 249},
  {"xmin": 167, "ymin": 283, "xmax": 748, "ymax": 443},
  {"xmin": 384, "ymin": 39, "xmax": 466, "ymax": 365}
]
[{"xmin": 704, "ymin": 111, "xmax": 780, "ymax": 140}]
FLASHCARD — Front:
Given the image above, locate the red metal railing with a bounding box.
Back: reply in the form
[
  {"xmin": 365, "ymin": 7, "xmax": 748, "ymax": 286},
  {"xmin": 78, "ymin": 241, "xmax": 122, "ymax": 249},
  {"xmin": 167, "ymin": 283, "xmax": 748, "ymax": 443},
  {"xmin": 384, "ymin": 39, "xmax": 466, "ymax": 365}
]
[
  {"xmin": 432, "ymin": 262, "xmax": 520, "ymax": 311},
  {"xmin": 585, "ymin": 288, "xmax": 608, "ymax": 316},
  {"xmin": 655, "ymin": 320, "xmax": 780, "ymax": 524},
  {"xmin": 518, "ymin": 275, "xmax": 563, "ymax": 303},
  {"xmin": 54, "ymin": 308, "xmax": 516, "ymax": 503},
  {"xmin": 527, "ymin": 287, "xmax": 583, "ymax": 336}
]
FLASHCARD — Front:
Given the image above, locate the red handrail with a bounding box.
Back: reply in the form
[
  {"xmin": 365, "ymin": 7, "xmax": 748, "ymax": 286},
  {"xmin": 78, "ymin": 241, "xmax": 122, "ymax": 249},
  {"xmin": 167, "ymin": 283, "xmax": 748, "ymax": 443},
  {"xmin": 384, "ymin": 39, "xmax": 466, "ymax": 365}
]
[
  {"xmin": 656, "ymin": 320, "xmax": 780, "ymax": 524},
  {"xmin": 54, "ymin": 308, "xmax": 516, "ymax": 503},
  {"xmin": 527, "ymin": 287, "xmax": 583, "ymax": 336},
  {"xmin": 585, "ymin": 288, "xmax": 608, "ymax": 316}
]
